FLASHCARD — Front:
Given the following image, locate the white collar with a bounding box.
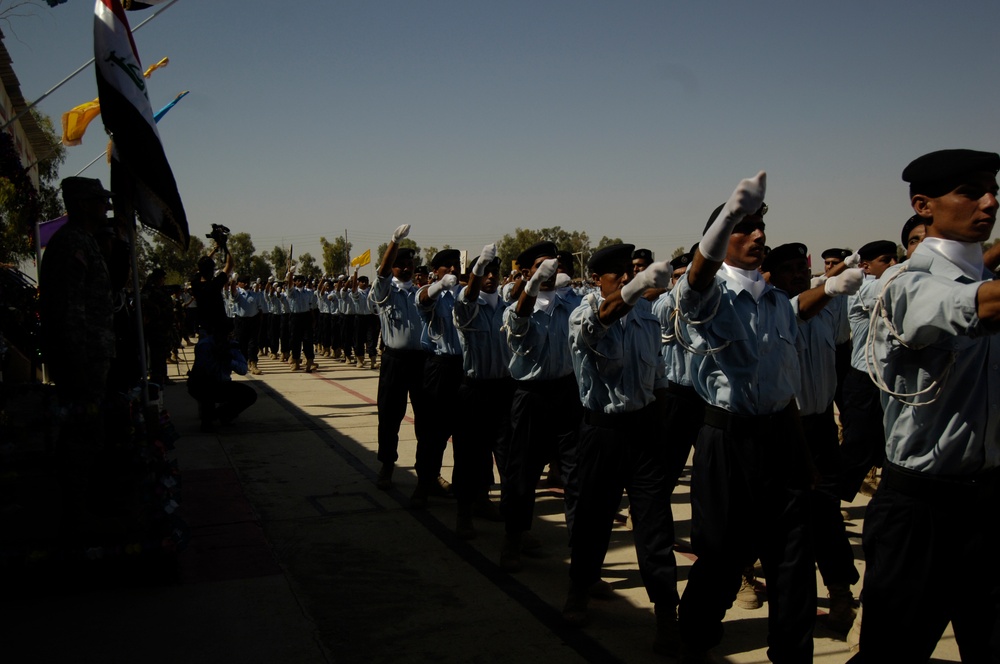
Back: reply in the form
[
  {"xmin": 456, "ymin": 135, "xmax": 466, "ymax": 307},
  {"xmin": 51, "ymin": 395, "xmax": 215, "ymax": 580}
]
[
  {"xmin": 392, "ymin": 277, "xmax": 413, "ymax": 291},
  {"xmin": 481, "ymin": 291, "xmax": 499, "ymax": 308},
  {"xmin": 919, "ymin": 237, "xmax": 985, "ymax": 281},
  {"xmin": 721, "ymin": 263, "xmax": 768, "ymax": 302},
  {"xmin": 534, "ymin": 290, "xmax": 556, "ymax": 314}
]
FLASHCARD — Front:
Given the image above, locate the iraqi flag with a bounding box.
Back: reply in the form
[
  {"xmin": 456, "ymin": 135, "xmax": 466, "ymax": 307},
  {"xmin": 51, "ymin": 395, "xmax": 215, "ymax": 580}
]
[{"xmin": 94, "ymin": 0, "xmax": 189, "ymax": 249}]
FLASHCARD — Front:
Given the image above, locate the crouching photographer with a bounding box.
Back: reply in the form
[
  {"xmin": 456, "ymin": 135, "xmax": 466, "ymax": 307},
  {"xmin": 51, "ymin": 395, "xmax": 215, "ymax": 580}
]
[{"xmin": 191, "ymin": 224, "xmax": 234, "ymax": 336}]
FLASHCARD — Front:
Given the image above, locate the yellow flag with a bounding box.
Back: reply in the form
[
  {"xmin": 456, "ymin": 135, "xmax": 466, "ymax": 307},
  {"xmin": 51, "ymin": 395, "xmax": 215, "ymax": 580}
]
[
  {"xmin": 351, "ymin": 249, "xmax": 372, "ymax": 268},
  {"xmin": 60, "ymin": 57, "xmax": 170, "ymax": 146}
]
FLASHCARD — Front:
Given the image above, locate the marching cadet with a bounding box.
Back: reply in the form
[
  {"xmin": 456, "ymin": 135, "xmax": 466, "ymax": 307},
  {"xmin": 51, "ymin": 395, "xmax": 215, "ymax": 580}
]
[
  {"xmin": 563, "ymin": 243, "xmax": 679, "ymax": 656},
  {"xmin": 451, "ymin": 244, "xmax": 512, "ymax": 538},
  {"xmin": 850, "ymin": 149, "xmax": 1000, "ymax": 662},
  {"xmin": 674, "ymin": 173, "xmax": 816, "ymax": 663},
  {"xmin": 353, "ymin": 275, "xmax": 379, "ymax": 369},
  {"xmin": 230, "ymin": 274, "xmax": 263, "ymax": 375},
  {"xmin": 369, "ymin": 226, "xmax": 427, "ymax": 491},
  {"xmin": 900, "ymin": 214, "xmax": 927, "ymax": 260},
  {"xmin": 284, "ymin": 268, "xmax": 318, "ymax": 373},
  {"xmin": 499, "ymin": 241, "xmax": 582, "ymax": 572}
]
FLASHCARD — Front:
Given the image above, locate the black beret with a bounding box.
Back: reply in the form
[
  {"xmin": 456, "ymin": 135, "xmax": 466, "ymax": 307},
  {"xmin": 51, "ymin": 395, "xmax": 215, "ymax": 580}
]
[
  {"xmin": 431, "ymin": 248, "xmax": 462, "ymax": 269},
  {"xmin": 516, "ymin": 241, "xmax": 558, "ymax": 268},
  {"xmin": 414, "ymin": 265, "xmax": 429, "ymax": 275},
  {"xmin": 900, "ymin": 215, "xmax": 926, "ymax": 247},
  {"xmin": 556, "ymin": 250, "xmax": 576, "ymax": 277},
  {"xmin": 670, "ymin": 253, "xmax": 692, "ymax": 271},
  {"xmin": 61, "ymin": 176, "xmax": 114, "ymax": 202},
  {"xmin": 588, "ymin": 243, "xmax": 635, "ymax": 275},
  {"xmin": 632, "ymin": 248, "xmax": 653, "ymax": 263},
  {"xmin": 761, "ymin": 243, "xmax": 808, "ymax": 273},
  {"xmin": 821, "ymin": 248, "xmax": 851, "ymax": 260},
  {"xmin": 393, "ymin": 247, "xmax": 416, "ymax": 265},
  {"xmin": 858, "ymin": 240, "xmax": 897, "ymax": 262},
  {"xmin": 902, "ymin": 149, "xmax": 1000, "ymax": 197}
]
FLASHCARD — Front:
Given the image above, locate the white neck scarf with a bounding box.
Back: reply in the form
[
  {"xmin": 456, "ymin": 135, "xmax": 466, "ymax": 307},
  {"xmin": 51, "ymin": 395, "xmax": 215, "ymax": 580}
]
[
  {"xmin": 722, "ymin": 263, "xmax": 767, "ymax": 301},
  {"xmin": 534, "ymin": 290, "xmax": 556, "ymax": 314},
  {"xmin": 481, "ymin": 291, "xmax": 499, "ymax": 308},
  {"xmin": 920, "ymin": 236, "xmax": 985, "ymax": 281},
  {"xmin": 392, "ymin": 277, "xmax": 413, "ymax": 291}
]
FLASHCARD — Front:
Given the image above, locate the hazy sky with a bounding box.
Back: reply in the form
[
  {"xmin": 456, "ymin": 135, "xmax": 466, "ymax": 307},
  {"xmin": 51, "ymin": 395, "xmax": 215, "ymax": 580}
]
[{"xmin": 6, "ymin": 0, "xmax": 1000, "ymax": 277}]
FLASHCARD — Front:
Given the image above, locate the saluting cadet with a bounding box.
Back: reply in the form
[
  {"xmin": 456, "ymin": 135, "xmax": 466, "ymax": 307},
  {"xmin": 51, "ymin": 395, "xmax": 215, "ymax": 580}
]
[
  {"xmin": 230, "ymin": 274, "xmax": 263, "ymax": 375},
  {"xmin": 451, "ymin": 243, "xmax": 512, "ymax": 538},
  {"xmin": 820, "ymin": 248, "xmax": 855, "ymax": 412},
  {"xmin": 563, "ymin": 244, "xmax": 679, "ymax": 656},
  {"xmin": 674, "ymin": 173, "xmax": 816, "ymax": 663},
  {"xmin": 763, "ymin": 242, "xmax": 864, "ymax": 633},
  {"xmin": 353, "ymin": 275, "xmax": 379, "ymax": 369},
  {"xmin": 284, "ymin": 269, "xmax": 318, "ymax": 373},
  {"xmin": 411, "ymin": 248, "xmax": 465, "ymax": 508},
  {"xmin": 338, "ymin": 278, "xmax": 357, "ymax": 364},
  {"xmin": 837, "ymin": 239, "xmax": 897, "ymax": 501},
  {"xmin": 369, "ymin": 225, "xmax": 427, "ymax": 490},
  {"xmin": 499, "ymin": 241, "xmax": 582, "ymax": 572},
  {"xmin": 850, "ymin": 149, "xmax": 1000, "ymax": 662}
]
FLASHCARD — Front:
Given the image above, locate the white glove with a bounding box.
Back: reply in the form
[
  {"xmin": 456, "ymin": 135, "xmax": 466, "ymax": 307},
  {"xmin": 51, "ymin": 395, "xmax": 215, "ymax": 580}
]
[
  {"xmin": 700, "ymin": 171, "xmax": 767, "ymax": 262},
  {"xmin": 844, "ymin": 251, "xmax": 861, "ymax": 268},
  {"xmin": 554, "ymin": 273, "xmax": 572, "ymax": 289},
  {"xmin": 824, "ymin": 268, "xmax": 864, "ymax": 296},
  {"xmin": 391, "ymin": 224, "xmax": 410, "ymax": 243},
  {"xmin": 231, "ymin": 272, "xmax": 239, "ymax": 282},
  {"xmin": 620, "ymin": 261, "xmax": 672, "ymax": 305},
  {"xmin": 810, "ymin": 275, "xmax": 828, "ymax": 289},
  {"xmin": 472, "ymin": 243, "xmax": 497, "ymax": 277},
  {"xmin": 524, "ymin": 258, "xmax": 558, "ymax": 297},
  {"xmin": 426, "ymin": 274, "xmax": 458, "ymax": 299}
]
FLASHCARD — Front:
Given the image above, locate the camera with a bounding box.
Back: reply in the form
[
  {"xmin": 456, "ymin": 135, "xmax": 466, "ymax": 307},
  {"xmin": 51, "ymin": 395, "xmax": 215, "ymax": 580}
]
[{"xmin": 206, "ymin": 223, "xmax": 231, "ymax": 245}]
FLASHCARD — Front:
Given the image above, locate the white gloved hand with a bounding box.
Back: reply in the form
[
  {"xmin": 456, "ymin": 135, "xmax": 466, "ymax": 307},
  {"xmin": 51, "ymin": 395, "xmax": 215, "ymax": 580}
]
[
  {"xmin": 554, "ymin": 273, "xmax": 572, "ymax": 289},
  {"xmin": 472, "ymin": 243, "xmax": 497, "ymax": 277},
  {"xmin": 700, "ymin": 171, "xmax": 767, "ymax": 262},
  {"xmin": 844, "ymin": 251, "xmax": 861, "ymax": 268},
  {"xmin": 824, "ymin": 268, "xmax": 864, "ymax": 296},
  {"xmin": 524, "ymin": 258, "xmax": 558, "ymax": 297},
  {"xmin": 620, "ymin": 261, "xmax": 672, "ymax": 305},
  {"xmin": 426, "ymin": 274, "xmax": 458, "ymax": 299},
  {"xmin": 810, "ymin": 275, "xmax": 828, "ymax": 289},
  {"xmin": 391, "ymin": 224, "xmax": 410, "ymax": 243}
]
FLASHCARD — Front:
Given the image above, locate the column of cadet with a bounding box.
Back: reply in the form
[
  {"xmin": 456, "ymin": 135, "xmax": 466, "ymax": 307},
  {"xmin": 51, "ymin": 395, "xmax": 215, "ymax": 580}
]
[{"xmin": 364, "ymin": 149, "xmax": 1000, "ymax": 664}]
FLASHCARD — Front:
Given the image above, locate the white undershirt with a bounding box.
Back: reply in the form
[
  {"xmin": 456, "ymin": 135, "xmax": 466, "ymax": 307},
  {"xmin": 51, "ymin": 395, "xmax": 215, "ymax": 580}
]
[{"xmin": 722, "ymin": 263, "xmax": 767, "ymax": 302}]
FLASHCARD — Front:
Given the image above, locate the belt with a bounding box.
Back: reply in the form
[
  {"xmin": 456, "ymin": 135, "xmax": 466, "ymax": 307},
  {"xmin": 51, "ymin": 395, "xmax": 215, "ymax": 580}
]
[
  {"xmin": 514, "ymin": 373, "xmax": 577, "ymax": 394},
  {"xmin": 382, "ymin": 346, "xmax": 423, "ymax": 358},
  {"xmin": 702, "ymin": 402, "xmax": 796, "ymax": 435},
  {"xmin": 882, "ymin": 462, "xmax": 1000, "ymax": 502},
  {"xmin": 426, "ymin": 353, "xmax": 463, "ymax": 366}
]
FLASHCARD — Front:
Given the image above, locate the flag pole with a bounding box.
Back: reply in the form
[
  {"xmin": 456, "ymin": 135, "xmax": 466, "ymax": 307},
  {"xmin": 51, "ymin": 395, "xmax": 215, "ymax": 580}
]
[{"xmin": 0, "ymin": 0, "xmax": 182, "ymax": 132}]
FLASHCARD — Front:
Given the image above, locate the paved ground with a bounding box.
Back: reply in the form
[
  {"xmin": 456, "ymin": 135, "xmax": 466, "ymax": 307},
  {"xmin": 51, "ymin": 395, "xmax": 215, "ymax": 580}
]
[{"xmin": 0, "ymin": 345, "xmax": 962, "ymax": 663}]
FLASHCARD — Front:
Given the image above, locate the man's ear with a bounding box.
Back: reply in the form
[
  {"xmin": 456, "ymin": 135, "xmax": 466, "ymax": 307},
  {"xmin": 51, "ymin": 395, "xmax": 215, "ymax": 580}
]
[{"xmin": 911, "ymin": 194, "xmax": 934, "ymax": 221}]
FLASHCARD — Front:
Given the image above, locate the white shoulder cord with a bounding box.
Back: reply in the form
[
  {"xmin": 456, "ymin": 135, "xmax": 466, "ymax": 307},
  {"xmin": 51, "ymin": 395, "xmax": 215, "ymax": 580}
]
[
  {"xmin": 452, "ymin": 296, "xmax": 481, "ymax": 332},
  {"xmin": 864, "ymin": 266, "xmax": 955, "ymax": 406},
  {"xmin": 671, "ymin": 289, "xmax": 731, "ymax": 356}
]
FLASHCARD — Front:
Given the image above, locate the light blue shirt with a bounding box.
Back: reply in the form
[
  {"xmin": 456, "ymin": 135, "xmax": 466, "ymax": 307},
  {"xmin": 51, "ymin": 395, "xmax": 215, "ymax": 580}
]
[
  {"xmin": 674, "ymin": 268, "xmax": 800, "ymax": 416},
  {"xmin": 848, "ymin": 276, "xmax": 880, "ymax": 371},
  {"xmin": 790, "ymin": 294, "xmax": 838, "ymax": 416},
  {"xmin": 503, "ymin": 291, "xmax": 577, "ymax": 381},
  {"xmin": 370, "ymin": 275, "xmax": 422, "ymax": 351},
  {"xmin": 453, "ymin": 287, "xmax": 512, "ymax": 380},
  {"xmin": 284, "ymin": 286, "xmax": 314, "ymax": 314},
  {"xmin": 652, "ymin": 289, "xmax": 693, "ymax": 388},
  {"xmin": 231, "ymin": 288, "xmax": 260, "ymax": 318},
  {"xmin": 352, "ymin": 287, "xmax": 374, "ymax": 315},
  {"xmin": 570, "ymin": 294, "xmax": 663, "ymax": 413},
  {"xmin": 872, "ymin": 244, "xmax": 1000, "ymax": 475},
  {"xmin": 418, "ymin": 285, "xmax": 463, "ymax": 356}
]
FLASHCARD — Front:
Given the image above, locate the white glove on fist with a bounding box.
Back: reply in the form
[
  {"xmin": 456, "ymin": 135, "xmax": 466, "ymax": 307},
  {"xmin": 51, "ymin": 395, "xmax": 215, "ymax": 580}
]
[
  {"xmin": 524, "ymin": 258, "xmax": 558, "ymax": 297},
  {"xmin": 701, "ymin": 171, "xmax": 767, "ymax": 262},
  {"xmin": 427, "ymin": 274, "xmax": 458, "ymax": 299},
  {"xmin": 472, "ymin": 243, "xmax": 497, "ymax": 277},
  {"xmin": 391, "ymin": 224, "xmax": 410, "ymax": 243},
  {"xmin": 824, "ymin": 268, "xmax": 864, "ymax": 296},
  {"xmin": 620, "ymin": 261, "xmax": 672, "ymax": 305},
  {"xmin": 554, "ymin": 273, "xmax": 572, "ymax": 289},
  {"xmin": 844, "ymin": 251, "xmax": 861, "ymax": 268}
]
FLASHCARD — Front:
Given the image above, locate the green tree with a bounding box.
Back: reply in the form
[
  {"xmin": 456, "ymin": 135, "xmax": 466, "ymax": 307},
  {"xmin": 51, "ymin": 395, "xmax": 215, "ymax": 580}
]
[
  {"xmin": 264, "ymin": 245, "xmax": 291, "ymax": 276},
  {"xmin": 297, "ymin": 252, "xmax": 322, "ymax": 279},
  {"xmin": 496, "ymin": 226, "xmax": 591, "ymax": 271},
  {"xmin": 226, "ymin": 232, "xmax": 257, "ymax": 278},
  {"xmin": 320, "ymin": 236, "xmax": 353, "ymax": 276},
  {"xmin": 0, "ymin": 109, "xmax": 64, "ymax": 264},
  {"xmin": 595, "ymin": 235, "xmax": 623, "ymax": 251},
  {"xmin": 137, "ymin": 229, "xmax": 206, "ymax": 284},
  {"xmin": 671, "ymin": 246, "xmax": 686, "ymax": 259}
]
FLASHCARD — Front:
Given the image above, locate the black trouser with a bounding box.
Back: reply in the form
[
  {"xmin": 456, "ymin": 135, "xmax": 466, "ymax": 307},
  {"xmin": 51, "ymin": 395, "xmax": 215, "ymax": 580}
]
[
  {"xmin": 355, "ymin": 314, "xmax": 379, "ymax": 360},
  {"xmin": 279, "ymin": 313, "xmax": 290, "ymax": 355},
  {"xmin": 258, "ymin": 313, "xmax": 271, "ymax": 354},
  {"xmin": 837, "ymin": 367, "xmax": 885, "ymax": 501},
  {"xmin": 289, "ymin": 311, "xmax": 314, "ymax": 363},
  {"xmin": 850, "ymin": 464, "xmax": 1000, "ymax": 663},
  {"xmin": 376, "ymin": 347, "xmax": 427, "ymax": 465},
  {"xmin": 416, "ymin": 353, "xmax": 463, "ymax": 482},
  {"xmin": 452, "ymin": 376, "xmax": 515, "ymax": 503},
  {"xmin": 570, "ymin": 405, "xmax": 678, "ymax": 607},
  {"xmin": 342, "ymin": 315, "xmax": 357, "ymax": 358},
  {"xmin": 316, "ymin": 313, "xmax": 330, "ymax": 350},
  {"xmin": 656, "ymin": 382, "xmax": 706, "ymax": 491},
  {"xmin": 330, "ymin": 315, "xmax": 343, "ymax": 354},
  {"xmin": 500, "ymin": 374, "xmax": 581, "ymax": 537},
  {"xmin": 801, "ymin": 407, "xmax": 859, "ymax": 588},
  {"xmin": 234, "ymin": 314, "xmax": 260, "ymax": 365},
  {"xmin": 679, "ymin": 404, "xmax": 815, "ymax": 663}
]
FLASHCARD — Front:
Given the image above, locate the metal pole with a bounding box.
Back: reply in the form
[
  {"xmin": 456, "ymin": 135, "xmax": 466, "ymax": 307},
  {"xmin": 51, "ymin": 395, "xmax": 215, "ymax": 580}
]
[
  {"xmin": 128, "ymin": 219, "xmax": 151, "ymax": 409},
  {"xmin": 0, "ymin": 0, "xmax": 182, "ymax": 132}
]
